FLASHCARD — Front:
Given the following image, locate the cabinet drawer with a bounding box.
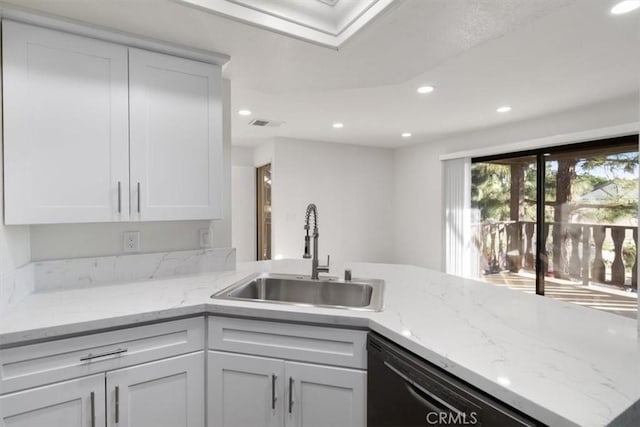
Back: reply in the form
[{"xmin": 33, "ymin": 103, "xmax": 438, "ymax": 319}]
[
  {"xmin": 0, "ymin": 317, "xmax": 204, "ymax": 394},
  {"xmin": 208, "ymin": 317, "xmax": 366, "ymax": 369}
]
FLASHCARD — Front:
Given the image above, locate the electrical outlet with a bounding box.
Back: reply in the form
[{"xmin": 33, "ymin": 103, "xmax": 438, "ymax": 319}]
[
  {"xmin": 199, "ymin": 228, "xmax": 212, "ymax": 248},
  {"xmin": 123, "ymin": 231, "xmax": 140, "ymax": 252}
]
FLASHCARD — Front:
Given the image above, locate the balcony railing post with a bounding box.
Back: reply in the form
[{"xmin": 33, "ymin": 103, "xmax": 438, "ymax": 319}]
[
  {"xmin": 492, "ymin": 224, "xmax": 497, "ymax": 270},
  {"xmin": 542, "ymin": 221, "xmax": 550, "ymax": 276},
  {"xmin": 581, "ymin": 225, "xmax": 591, "ymax": 287},
  {"xmin": 569, "ymin": 224, "xmax": 582, "ymax": 279},
  {"xmin": 524, "ymin": 222, "xmax": 535, "ymax": 270},
  {"xmin": 611, "ymin": 227, "xmax": 626, "ymax": 285},
  {"xmin": 506, "ymin": 222, "xmax": 522, "ymax": 272},
  {"xmin": 592, "ymin": 226, "xmax": 606, "ymax": 283},
  {"xmin": 633, "ymin": 228, "xmax": 637, "ymax": 290}
]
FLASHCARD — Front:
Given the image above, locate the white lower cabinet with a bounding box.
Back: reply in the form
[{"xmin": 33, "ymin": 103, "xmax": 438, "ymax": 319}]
[
  {"xmin": 107, "ymin": 352, "xmax": 205, "ymax": 427},
  {"xmin": 0, "ymin": 374, "xmax": 106, "ymax": 427},
  {"xmin": 0, "ymin": 318, "xmax": 206, "ymax": 427},
  {"xmin": 285, "ymin": 361, "xmax": 366, "ymax": 427},
  {"xmin": 208, "ymin": 352, "xmax": 284, "ymax": 427},
  {"xmin": 0, "ymin": 353, "xmax": 205, "ymax": 427},
  {"xmin": 0, "ymin": 316, "xmax": 366, "ymax": 427},
  {"xmin": 208, "ymin": 351, "xmax": 366, "ymax": 427}
]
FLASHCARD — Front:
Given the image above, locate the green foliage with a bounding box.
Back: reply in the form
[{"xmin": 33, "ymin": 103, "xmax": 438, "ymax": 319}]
[
  {"xmin": 623, "ymin": 240, "xmax": 636, "ymax": 273},
  {"xmin": 471, "ymin": 163, "xmax": 510, "ymax": 221},
  {"xmin": 471, "ymin": 150, "xmax": 639, "ymax": 225}
]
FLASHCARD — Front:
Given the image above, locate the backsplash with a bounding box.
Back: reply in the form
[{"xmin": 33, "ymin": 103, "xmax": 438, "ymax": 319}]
[
  {"xmin": 0, "ymin": 248, "xmax": 235, "ymax": 317},
  {"xmin": 0, "ymin": 263, "xmax": 34, "ymax": 315},
  {"xmin": 33, "ymin": 248, "xmax": 236, "ymax": 292}
]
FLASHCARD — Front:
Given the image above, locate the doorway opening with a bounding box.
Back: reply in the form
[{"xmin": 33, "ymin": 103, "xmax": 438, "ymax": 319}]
[{"xmin": 256, "ymin": 163, "xmax": 272, "ymax": 260}]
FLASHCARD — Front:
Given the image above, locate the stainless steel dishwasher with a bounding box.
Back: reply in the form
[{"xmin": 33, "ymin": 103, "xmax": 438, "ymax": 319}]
[{"xmin": 367, "ymin": 333, "xmax": 541, "ymax": 427}]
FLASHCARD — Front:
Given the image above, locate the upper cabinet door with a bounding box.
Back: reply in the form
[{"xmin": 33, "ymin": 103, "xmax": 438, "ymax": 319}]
[
  {"xmin": 2, "ymin": 20, "xmax": 130, "ymax": 224},
  {"xmin": 129, "ymin": 48, "xmax": 223, "ymax": 221}
]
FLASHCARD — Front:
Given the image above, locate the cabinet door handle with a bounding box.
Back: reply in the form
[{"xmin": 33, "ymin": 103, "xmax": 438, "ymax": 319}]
[
  {"xmin": 115, "ymin": 385, "xmax": 120, "ymax": 423},
  {"xmin": 90, "ymin": 391, "xmax": 95, "ymax": 427},
  {"xmin": 117, "ymin": 181, "xmax": 122, "ymax": 214},
  {"xmin": 137, "ymin": 182, "xmax": 141, "ymax": 213},
  {"xmin": 80, "ymin": 347, "xmax": 128, "ymax": 362},
  {"xmin": 288, "ymin": 377, "xmax": 294, "ymax": 414},
  {"xmin": 271, "ymin": 374, "xmax": 277, "ymax": 410}
]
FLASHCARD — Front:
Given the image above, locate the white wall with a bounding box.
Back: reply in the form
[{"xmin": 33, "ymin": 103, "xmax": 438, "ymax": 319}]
[
  {"xmin": 232, "ymin": 146, "xmax": 256, "ymax": 262},
  {"xmin": 271, "ymin": 137, "xmax": 394, "ymax": 267},
  {"xmin": 29, "ymin": 79, "xmax": 233, "ymax": 261},
  {"xmin": 393, "ymin": 94, "xmax": 640, "ymax": 270}
]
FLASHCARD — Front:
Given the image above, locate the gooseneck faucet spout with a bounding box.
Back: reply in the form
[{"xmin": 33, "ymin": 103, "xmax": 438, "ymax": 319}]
[{"xmin": 303, "ymin": 204, "xmax": 330, "ymax": 280}]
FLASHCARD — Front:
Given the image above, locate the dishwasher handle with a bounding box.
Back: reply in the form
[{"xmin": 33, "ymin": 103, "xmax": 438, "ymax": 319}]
[
  {"xmin": 383, "ymin": 360, "xmax": 463, "ymax": 415},
  {"xmin": 405, "ymin": 381, "xmax": 445, "ymax": 413}
]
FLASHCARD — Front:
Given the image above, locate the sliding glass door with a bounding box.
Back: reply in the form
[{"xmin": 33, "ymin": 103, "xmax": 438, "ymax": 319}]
[{"xmin": 470, "ymin": 136, "xmax": 638, "ymax": 318}]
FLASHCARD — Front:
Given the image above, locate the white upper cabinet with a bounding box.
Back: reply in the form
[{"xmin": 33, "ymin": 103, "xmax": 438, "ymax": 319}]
[
  {"xmin": 129, "ymin": 48, "xmax": 223, "ymax": 221},
  {"xmin": 2, "ymin": 20, "xmax": 224, "ymax": 224},
  {"xmin": 2, "ymin": 20, "xmax": 130, "ymax": 224}
]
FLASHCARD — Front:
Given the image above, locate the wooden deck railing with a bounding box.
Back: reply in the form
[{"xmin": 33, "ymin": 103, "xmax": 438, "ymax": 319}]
[{"xmin": 476, "ymin": 220, "xmax": 637, "ymax": 290}]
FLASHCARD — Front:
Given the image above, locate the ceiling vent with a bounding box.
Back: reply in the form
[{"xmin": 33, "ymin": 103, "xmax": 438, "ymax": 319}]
[{"xmin": 249, "ymin": 119, "xmax": 285, "ymax": 127}]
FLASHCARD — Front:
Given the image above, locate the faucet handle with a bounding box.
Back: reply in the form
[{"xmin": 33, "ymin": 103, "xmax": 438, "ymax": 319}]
[
  {"xmin": 303, "ymin": 235, "xmax": 311, "ymax": 259},
  {"xmin": 317, "ymin": 255, "xmax": 331, "ymax": 273}
]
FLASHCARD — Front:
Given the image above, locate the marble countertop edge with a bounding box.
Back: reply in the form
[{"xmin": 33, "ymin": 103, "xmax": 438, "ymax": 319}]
[{"xmin": 0, "ymin": 261, "xmax": 638, "ymax": 427}]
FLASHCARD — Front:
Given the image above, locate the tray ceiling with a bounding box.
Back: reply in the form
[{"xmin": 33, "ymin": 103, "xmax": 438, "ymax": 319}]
[{"xmin": 177, "ymin": 0, "xmax": 395, "ymax": 48}]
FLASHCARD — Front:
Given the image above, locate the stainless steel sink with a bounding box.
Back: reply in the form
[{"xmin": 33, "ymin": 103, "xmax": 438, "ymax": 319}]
[{"xmin": 212, "ymin": 273, "xmax": 384, "ymax": 311}]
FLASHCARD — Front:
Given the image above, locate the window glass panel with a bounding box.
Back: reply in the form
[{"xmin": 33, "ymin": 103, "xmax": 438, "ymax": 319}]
[
  {"xmin": 469, "ymin": 137, "xmax": 638, "ymax": 319},
  {"xmin": 544, "ymin": 146, "xmax": 638, "ymax": 318},
  {"xmin": 471, "ymin": 155, "xmax": 537, "ymax": 293}
]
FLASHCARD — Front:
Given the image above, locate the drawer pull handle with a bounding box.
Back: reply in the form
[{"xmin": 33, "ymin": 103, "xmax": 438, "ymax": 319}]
[
  {"xmin": 271, "ymin": 374, "xmax": 277, "ymax": 410},
  {"xmin": 117, "ymin": 181, "xmax": 122, "ymax": 214},
  {"xmin": 288, "ymin": 377, "xmax": 294, "ymax": 414},
  {"xmin": 80, "ymin": 348, "xmax": 128, "ymax": 361},
  {"xmin": 137, "ymin": 182, "xmax": 141, "ymax": 213},
  {"xmin": 90, "ymin": 391, "xmax": 96, "ymax": 427},
  {"xmin": 115, "ymin": 385, "xmax": 120, "ymax": 423}
]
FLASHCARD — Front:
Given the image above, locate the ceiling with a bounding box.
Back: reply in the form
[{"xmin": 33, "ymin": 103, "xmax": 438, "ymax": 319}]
[{"xmin": 1, "ymin": 0, "xmax": 639, "ymax": 148}]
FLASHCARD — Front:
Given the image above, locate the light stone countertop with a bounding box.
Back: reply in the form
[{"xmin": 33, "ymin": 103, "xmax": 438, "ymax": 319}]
[{"xmin": 0, "ymin": 259, "xmax": 638, "ymax": 426}]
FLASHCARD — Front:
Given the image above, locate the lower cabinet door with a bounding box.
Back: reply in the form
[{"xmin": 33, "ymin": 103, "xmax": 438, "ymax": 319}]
[
  {"xmin": 0, "ymin": 374, "xmax": 105, "ymax": 427},
  {"xmin": 208, "ymin": 351, "xmax": 284, "ymax": 427},
  {"xmin": 106, "ymin": 352, "xmax": 205, "ymax": 427},
  {"xmin": 285, "ymin": 361, "xmax": 366, "ymax": 427}
]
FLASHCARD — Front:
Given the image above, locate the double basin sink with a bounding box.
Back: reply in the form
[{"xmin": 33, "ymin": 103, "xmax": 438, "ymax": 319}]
[{"xmin": 212, "ymin": 272, "xmax": 384, "ymax": 311}]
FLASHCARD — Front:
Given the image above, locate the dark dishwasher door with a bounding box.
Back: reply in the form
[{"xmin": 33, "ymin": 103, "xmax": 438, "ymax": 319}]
[{"xmin": 367, "ymin": 333, "xmax": 540, "ymax": 427}]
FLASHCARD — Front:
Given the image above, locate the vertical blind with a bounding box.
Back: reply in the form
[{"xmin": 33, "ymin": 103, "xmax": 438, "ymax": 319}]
[{"xmin": 442, "ymin": 157, "xmax": 476, "ymax": 277}]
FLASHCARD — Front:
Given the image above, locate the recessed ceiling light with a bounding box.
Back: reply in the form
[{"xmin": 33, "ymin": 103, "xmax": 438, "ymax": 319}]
[
  {"xmin": 611, "ymin": 0, "xmax": 640, "ymax": 14},
  {"xmin": 332, "ymin": 122, "xmax": 344, "ymax": 129},
  {"xmin": 496, "ymin": 106, "xmax": 512, "ymax": 113},
  {"xmin": 417, "ymin": 86, "xmax": 435, "ymax": 94},
  {"xmin": 401, "ymin": 132, "xmax": 412, "ymax": 138},
  {"xmin": 238, "ymin": 109, "xmax": 252, "ymax": 116}
]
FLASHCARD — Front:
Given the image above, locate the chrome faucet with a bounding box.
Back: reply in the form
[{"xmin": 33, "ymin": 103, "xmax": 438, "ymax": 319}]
[{"xmin": 303, "ymin": 203, "xmax": 330, "ymax": 280}]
